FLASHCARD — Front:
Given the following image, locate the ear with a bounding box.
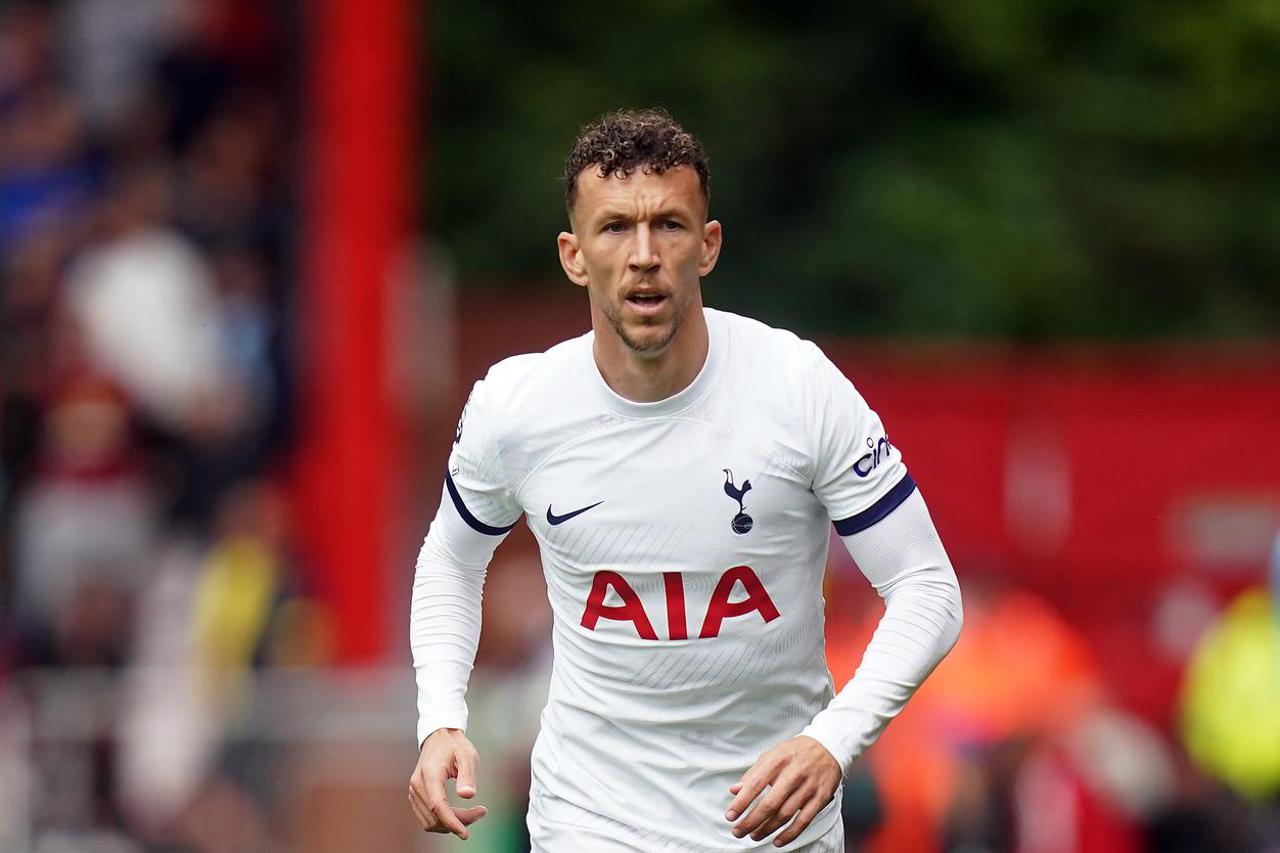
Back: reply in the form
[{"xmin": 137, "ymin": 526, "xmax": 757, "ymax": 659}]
[
  {"xmin": 698, "ymin": 219, "xmax": 723, "ymax": 277},
  {"xmin": 557, "ymin": 231, "xmax": 589, "ymax": 287}
]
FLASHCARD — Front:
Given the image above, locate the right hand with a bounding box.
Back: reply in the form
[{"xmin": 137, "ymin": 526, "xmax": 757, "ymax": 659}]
[{"xmin": 408, "ymin": 728, "xmax": 488, "ymax": 839}]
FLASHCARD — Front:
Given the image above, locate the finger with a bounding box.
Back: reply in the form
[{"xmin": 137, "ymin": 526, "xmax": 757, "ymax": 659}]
[
  {"xmin": 735, "ymin": 773, "xmax": 800, "ymax": 839},
  {"xmin": 408, "ymin": 790, "xmax": 430, "ymax": 830},
  {"xmin": 773, "ymin": 797, "xmax": 825, "ymax": 847},
  {"xmin": 725, "ymin": 761, "xmax": 776, "ymax": 821},
  {"xmin": 410, "ymin": 765, "xmax": 428, "ymax": 799},
  {"xmin": 425, "ymin": 773, "xmax": 469, "ymax": 838},
  {"xmin": 410, "ymin": 788, "xmax": 486, "ymax": 836},
  {"xmin": 754, "ymin": 784, "xmax": 810, "ymax": 842},
  {"xmin": 456, "ymin": 746, "xmax": 478, "ymax": 799},
  {"xmin": 733, "ymin": 785, "xmax": 786, "ymax": 838},
  {"xmin": 455, "ymin": 805, "xmax": 489, "ymax": 826},
  {"xmin": 407, "ymin": 786, "xmax": 437, "ymax": 832}
]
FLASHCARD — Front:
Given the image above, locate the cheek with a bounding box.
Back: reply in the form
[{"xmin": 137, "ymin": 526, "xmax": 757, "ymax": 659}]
[
  {"xmin": 581, "ymin": 241, "xmax": 621, "ymax": 271},
  {"xmin": 581, "ymin": 255, "xmax": 621, "ymax": 292},
  {"xmin": 668, "ymin": 239, "xmax": 704, "ymax": 270}
]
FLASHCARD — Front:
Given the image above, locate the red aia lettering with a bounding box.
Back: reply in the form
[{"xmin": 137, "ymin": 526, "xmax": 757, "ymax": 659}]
[
  {"xmin": 580, "ymin": 566, "xmax": 779, "ymax": 640},
  {"xmin": 663, "ymin": 572, "xmax": 687, "ymax": 640},
  {"xmin": 699, "ymin": 565, "xmax": 781, "ymax": 638},
  {"xmin": 580, "ymin": 570, "xmax": 658, "ymax": 640}
]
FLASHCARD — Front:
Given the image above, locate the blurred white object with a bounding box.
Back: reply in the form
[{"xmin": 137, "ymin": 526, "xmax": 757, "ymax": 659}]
[
  {"xmin": 1064, "ymin": 706, "xmax": 1176, "ymax": 820},
  {"xmin": 116, "ymin": 545, "xmax": 218, "ymax": 832},
  {"xmin": 13, "ymin": 478, "xmax": 155, "ymax": 629},
  {"xmin": 68, "ymin": 226, "xmax": 226, "ymax": 429}
]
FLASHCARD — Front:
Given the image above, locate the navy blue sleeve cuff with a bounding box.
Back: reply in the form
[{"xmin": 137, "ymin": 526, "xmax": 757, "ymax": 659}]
[
  {"xmin": 832, "ymin": 472, "xmax": 917, "ymax": 536},
  {"xmin": 445, "ymin": 471, "xmax": 518, "ymax": 536}
]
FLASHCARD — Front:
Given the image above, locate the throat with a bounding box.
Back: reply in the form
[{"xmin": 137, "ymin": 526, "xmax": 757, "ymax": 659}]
[{"xmin": 593, "ymin": 313, "xmax": 709, "ymax": 404}]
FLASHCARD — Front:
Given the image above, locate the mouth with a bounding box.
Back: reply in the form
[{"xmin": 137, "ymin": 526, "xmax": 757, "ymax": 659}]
[{"xmin": 624, "ymin": 290, "xmax": 669, "ymax": 317}]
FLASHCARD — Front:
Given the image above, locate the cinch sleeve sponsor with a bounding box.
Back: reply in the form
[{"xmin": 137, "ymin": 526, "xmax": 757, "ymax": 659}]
[
  {"xmin": 806, "ymin": 345, "xmax": 914, "ymax": 531},
  {"xmin": 445, "ymin": 378, "xmax": 522, "ymax": 534}
]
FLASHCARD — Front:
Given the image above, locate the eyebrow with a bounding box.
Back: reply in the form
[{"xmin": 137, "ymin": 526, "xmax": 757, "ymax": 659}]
[
  {"xmin": 593, "ymin": 207, "xmax": 690, "ymax": 225},
  {"xmin": 594, "ymin": 209, "xmax": 630, "ymax": 224}
]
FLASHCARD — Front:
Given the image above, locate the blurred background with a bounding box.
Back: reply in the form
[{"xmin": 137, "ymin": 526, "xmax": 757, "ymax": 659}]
[{"xmin": 0, "ymin": 1, "xmax": 1277, "ymax": 851}]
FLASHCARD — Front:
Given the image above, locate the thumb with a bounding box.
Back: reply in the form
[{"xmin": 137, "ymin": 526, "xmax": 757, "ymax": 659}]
[{"xmin": 456, "ymin": 749, "xmax": 478, "ymax": 799}]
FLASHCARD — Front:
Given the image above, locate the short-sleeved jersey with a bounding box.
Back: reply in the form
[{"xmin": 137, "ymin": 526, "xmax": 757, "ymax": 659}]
[{"xmin": 446, "ymin": 308, "xmax": 914, "ymax": 851}]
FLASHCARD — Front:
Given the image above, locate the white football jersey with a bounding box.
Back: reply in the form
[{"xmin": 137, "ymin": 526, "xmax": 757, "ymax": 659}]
[{"xmin": 433, "ymin": 308, "xmax": 916, "ymax": 851}]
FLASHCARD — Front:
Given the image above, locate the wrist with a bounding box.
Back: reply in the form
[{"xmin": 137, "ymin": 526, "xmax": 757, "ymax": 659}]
[
  {"xmin": 799, "ymin": 723, "xmax": 854, "ymax": 777},
  {"xmin": 420, "ymin": 726, "xmax": 465, "ymax": 751}
]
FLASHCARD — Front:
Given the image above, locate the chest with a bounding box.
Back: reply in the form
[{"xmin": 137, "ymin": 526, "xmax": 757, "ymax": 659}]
[
  {"xmin": 517, "ymin": 418, "xmax": 830, "ymax": 643},
  {"xmin": 517, "ymin": 418, "xmax": 824, "ymax": 573}
]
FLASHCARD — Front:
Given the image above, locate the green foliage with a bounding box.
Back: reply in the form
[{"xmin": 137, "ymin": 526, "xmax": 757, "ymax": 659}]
[{"xmin": 428, "ymin": 0, "xmax": 1280, "ymax": 339}]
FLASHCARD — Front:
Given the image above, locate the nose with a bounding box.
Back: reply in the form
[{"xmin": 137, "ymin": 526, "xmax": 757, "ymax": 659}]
[{"xmin": 628, "ymin": 223, "xmax": 659, "ymax": 272}]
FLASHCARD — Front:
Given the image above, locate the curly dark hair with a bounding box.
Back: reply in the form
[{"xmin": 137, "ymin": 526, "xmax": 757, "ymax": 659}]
[{"xmin": 563, "ymin": 108, "xmax": 710, "ymax": 213}]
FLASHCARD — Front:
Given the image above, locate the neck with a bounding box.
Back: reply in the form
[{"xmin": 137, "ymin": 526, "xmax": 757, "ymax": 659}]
[{"xmin": 592, "ymin": 306, "xmax": 709, "ymax": 403}]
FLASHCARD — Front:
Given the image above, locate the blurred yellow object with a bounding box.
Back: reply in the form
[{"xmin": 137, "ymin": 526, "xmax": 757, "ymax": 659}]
[
  {"xmin": 192, "ymin": 537, "xmax": 280, "ymax": 674},
  {"xmin": 1180, "ymin": 588, "xmax": 1280, "ymax": 800}
]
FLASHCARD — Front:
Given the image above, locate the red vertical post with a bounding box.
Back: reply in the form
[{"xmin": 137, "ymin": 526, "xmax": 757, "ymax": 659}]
[{"xmin": 296, "ymin": 0, "xmax": 412, "ymax": 662}]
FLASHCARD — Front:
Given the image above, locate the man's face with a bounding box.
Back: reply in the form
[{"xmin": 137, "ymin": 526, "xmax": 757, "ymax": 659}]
[{"xmin": 558, "ymin": 165, "xmax": 722, "ymax": 355}]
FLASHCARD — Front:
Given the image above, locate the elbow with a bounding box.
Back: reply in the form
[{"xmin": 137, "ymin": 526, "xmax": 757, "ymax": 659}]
[
  {"xmin": 882, "ymin": 567, "xmax": 964, "ymax": 660},
  {"xmin": 941, "ymin": 574, "xmax": 964, "ymax": 654}
]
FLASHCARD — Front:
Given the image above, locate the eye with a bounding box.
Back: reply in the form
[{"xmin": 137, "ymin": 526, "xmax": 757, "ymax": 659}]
[
  {"xmin": 660, "ymin": 219, "xmax": 682, "ymax": 231},
  {"xmin": 603, "ymin": 221, "xmax": 626, "ymax": 234}
]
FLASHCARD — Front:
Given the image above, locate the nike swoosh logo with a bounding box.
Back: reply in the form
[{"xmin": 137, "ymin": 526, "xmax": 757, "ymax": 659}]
[{"xmin": 546, "ymin": 501, "xmax": 604, "ymax": 526}]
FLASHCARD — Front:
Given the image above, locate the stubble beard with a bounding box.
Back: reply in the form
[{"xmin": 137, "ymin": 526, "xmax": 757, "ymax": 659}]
[{"xmin": 605, "ymin": 291, "xmax": 690, "ymax": 355}]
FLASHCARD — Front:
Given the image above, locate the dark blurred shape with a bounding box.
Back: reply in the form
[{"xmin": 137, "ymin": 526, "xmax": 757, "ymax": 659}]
[
  {"xmin": 0, "ymin": 84, "xmax": 94, "ymax": 253},
  {"xmin": 0, "ymin": 1, "xmax": 304, "ymax": 848},
  {"xmin": 431, "ymin": 1, "xmax": 1280, "ymax": 340}
]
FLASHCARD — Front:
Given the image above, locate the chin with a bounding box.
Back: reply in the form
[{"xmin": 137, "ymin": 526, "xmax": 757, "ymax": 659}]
[{"xmin": 619, "ymin": 321, "xmax": 677, "ymax": 354}]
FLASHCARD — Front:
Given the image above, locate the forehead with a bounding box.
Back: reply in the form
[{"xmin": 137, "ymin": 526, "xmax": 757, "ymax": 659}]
[{"xmin": 572, "ymin": 164, "xmax": 705, "ymax": 221}]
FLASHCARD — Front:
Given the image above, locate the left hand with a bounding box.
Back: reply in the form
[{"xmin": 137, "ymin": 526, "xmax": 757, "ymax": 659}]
[{"xmin": 725, "ymin": 735, "xmax": 842, "ymax": 848}]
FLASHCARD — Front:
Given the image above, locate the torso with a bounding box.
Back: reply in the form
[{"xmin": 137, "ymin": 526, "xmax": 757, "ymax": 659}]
[{"xmin": 485, "ymin": 310, "xmax": 844, "ymax": 850}]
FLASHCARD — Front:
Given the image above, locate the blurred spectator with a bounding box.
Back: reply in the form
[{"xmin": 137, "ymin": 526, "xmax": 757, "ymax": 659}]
[
  {"xmin": 0, "ymin": 84, "xmax": 94, "ymax": 254},
  {"xmin": 175, "ymin": 92, "xmax": 286, "ymax": 251},
  {"xmin": 0, "ymin": 3, "xmax": 56, "ymax": 106},
  {"xmin": 1, "ymin": 223, "xmax": 77, "ymax": 534},
  {"xmin": 60, "ymin": 0, "xmax": 190, "ymax": 133},
  {"xmin": 826, "ymin": 582, "xmax": 1182, "ymax": 853},
  {"xmin": 66, "ymin": 165, "xmax": 225, "ymax": 432},
  {"xmin": 118, "ymin": 478, "xmax": 323, "ymax": 847},
  {"xmin": 1177, "ymin": 553, "xmax": 1280, "ymax": 852},
  {"xmin": 10, "ymin": 332, "xmax": 155, "ymax": 663},
  {"xmin": 64, "ymin": 165, "xmax": 284, "ymax": 526},
  {"xmin": 1181, "ymin": 587, "xmax": 1280, "ymax": 802},
  {"xmin": 0, "ymin": 1, "xmax": 300, "ymax": 847},
  {"xmin": 150, "ymin": 0, "xmax": 279, "ymax": 155}
]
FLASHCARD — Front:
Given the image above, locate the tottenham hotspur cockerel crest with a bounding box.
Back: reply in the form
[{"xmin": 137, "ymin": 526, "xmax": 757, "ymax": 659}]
[{"xmin": 722, "ymin": 469, "xmax": 753, "ymax": 534}]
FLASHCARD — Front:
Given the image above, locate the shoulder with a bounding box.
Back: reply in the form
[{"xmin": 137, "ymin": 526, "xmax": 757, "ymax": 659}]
[
  {"xmin": 713, "ymin": 308, "xmax": 806, "ymax": 353},
  {"xmin": 470, "ymin": 332, "xmax": 590, "ymax": 421},
  {"xmin": 460, "ymin": 333, "xmax": 595, "ymax": 485},
  {"xmin": 710, "ymin": 308, "xmax": 837, "ymax": 394}
]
